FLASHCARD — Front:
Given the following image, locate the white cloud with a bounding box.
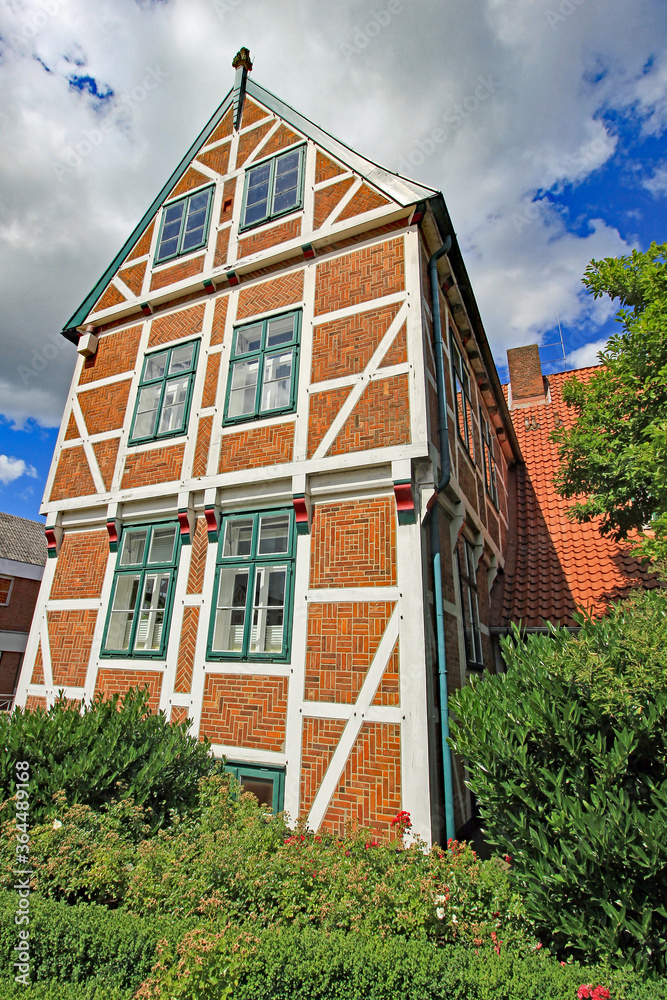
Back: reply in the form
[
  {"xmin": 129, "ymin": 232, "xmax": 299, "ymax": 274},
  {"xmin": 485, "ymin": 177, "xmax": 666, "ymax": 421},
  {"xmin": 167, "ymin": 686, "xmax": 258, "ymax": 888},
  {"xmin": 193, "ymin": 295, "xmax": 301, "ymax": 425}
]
[
  {"xmin": 0, "ymin": 0, "xmax": 665, "ymax": 428},
  {"xmin": 643, "ymin": 165, "xmax": 667, "ymax": 197},
  {"xmin": 0, "ymin": 455, "xmax": 38, "ymax": 485},
  {"xmin": 567, "ymin": 338, "xmax": 608, "ymax": 370}
]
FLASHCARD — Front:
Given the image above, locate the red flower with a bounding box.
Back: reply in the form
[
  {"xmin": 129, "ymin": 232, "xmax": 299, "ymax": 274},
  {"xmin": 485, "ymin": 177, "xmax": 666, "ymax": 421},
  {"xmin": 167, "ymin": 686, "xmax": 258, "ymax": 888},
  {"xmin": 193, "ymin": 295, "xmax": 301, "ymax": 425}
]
[
  {"xmin": 504, "ymin": 854, "xmax": 512, "ymax": 864},
  {"xmin": 592, "ymin": 989, "xmax": 610, "ymax": 1000},
  {"xmin": 390, "ymin": 810, "xmax": 412, "ymax": 830},
  {"xmin": 577, "ymin": 986, "xmax": 592, "ymax": 999}
]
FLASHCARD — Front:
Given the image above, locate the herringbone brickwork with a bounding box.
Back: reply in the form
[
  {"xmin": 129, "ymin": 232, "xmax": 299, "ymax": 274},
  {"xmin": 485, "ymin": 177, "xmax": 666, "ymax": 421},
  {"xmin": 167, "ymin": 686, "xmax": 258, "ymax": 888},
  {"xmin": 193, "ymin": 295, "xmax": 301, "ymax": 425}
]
[
  {"xmin": 171, "ymin": 705, "xmax": 189, "ymax": 725},
  {"xmin": 214, "ymin": 227, "xmax": 230, "ymax": 268},
  {"xmin": 50, "ymin": 530, "xmax": 108, "ymax": 600},
  {"xmin": 118, "ymin": 260, "xmax": 146, "ymax": 296},
  {"xmin": 95, "ymin": 668, "xmax": 162, "ymax": 711},
  {"xmin": 307, "ymin": 385, "xmax": 352, "ymax": 458},
  {"xmin": 328, "ymin": 374, "xmax": 411, "ymax": 456},
  {"xmin": 379, "ymin": 321, "xmax": 408, "ymax": 367},
  {"xmin": 300, "ymin": 717, "xmax": 347, "ymax": 816},
  {"xmin": 207, "ymin": 108, "xmax": 233, "ymax": 145},
  {"xmin": 305, "ymin": 602, "xmax": 396, "ymax": 703},
  {"xmin": 315, "ymin": 151, "xmax": 346, "ymax": 184},
  {"xmin": 78, "ymin": 379, "xmax": 131, "ymax": 436},
  {"xmin": 240, "ymin": 98, "xmax": 270, "ymax": 129},
  {"xmin": 124, "ymin": 219, "xmax": 155, "ymax": 263},
  {"xmin": 311, "ymin": 302, "xmax": 401, "ymax": 382},
  {"xmin": 202, "ymin": 353, "xmax": 220, "ymax": 408},
  {"xmin": 148, "ymin": 303, "xmax": 205, "ymax": 348},
  {"xmin": 196, "ymin": 142, "xmax": 230, "ymax": 177},
  {"xmin": 260, "ymin": 125, "xmax": 301, "ymax": 159},
  {"xmin": 314, "ymin": 238, "xmax": 405, "ymax": 315},
  {"xmin": 169, "ymin": 167, "xmax": 210, "ymax": 200},
  {"xmin": 175, "ymin": 606, "xmax": 199, "ymax": 693},
  {"xmin": 219, "ymin": 422, "xmax": 294, "ymax": 473},
  {"xmin": 372, "ymin": 640, "xmax": 400, "ymax": 706},
  {"xmin": 236, "ymin": 120, "xmax": 274, "ymax": 167},
  {"xmin": 210, "ymin": 295, "xmax": 228, "ymax": 346},
  {"xmin": 321, "ymin": 722, "xmax": 401, "ymax": 837},
  {"xmin": 200, "ymin": 674, "xmax": 288, "ymax": 750},
  {"xmin": 80, "ymin": 326, "xmax": 142, "ymax": 385},
  {"xmin": 313, "ymin": 177, "xmax": 355, "ymax": 231},
  {"xmin": 48, "ymin": 609, "xmax": 98, "ymax": 687},
  {"xmin": 310, "ymin": 498, "xmax": 397, "ymax": 588},
  {"xmin": 25, "ymin": 695, "xmax": 46, "ymax": 710},
  {"xmin": 31, "ymin": 644, "xmax": 44, "ymax": 686},
  {"xmin": 192, "ymin": 415, "xmax": 212, "ymax": 478},
  {"xmin": 187, "ymin": 517, "xmax": 208, "ymax": 594},
  {"xmin": 64, "ymin": 412, "xmax": 79, "ymax": 441},
  {"xmin": 93, "ymin": 438, "xmax": 120, "ymax": 490},
  {"xmin": 150, "ymin": 254, "xmax": 205, "ymax": 292},
  {"xmin": 121, "ymin": 443, "xmax": 185, "ymax": 489},
  {"xmin": 94, "ymin": 282, "xmax": 126, "ymax": 312},
  {"xmin": 237, "ymin": 270, "xmax": 304, "ymax": 320},
  {"xmin": 238, "ymin": 217, "xmax": 301, "ymax": 258},
  {"xmin": 337, "ymin": 184, "xmax": 392, "ymax": 221},
  {"xmin": 50, "ymin": 446, "xmax": 96, "ymax": 501}
]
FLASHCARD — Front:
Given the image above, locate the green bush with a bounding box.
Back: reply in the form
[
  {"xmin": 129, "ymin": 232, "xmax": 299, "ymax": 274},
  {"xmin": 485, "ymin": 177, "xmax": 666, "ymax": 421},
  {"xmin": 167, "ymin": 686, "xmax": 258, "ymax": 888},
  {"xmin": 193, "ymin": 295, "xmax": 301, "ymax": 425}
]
[
  {"xmin": 0, "ymin": 980, "xmax": 131, "ymax": 999},
  {"xmin": 448, "ymin": 589, "xmax": 667, "ymax": 974},
  {"xmin": 0, "ymin": 889, "xmax": 190, "ymax": 992},
  {"xmin": 0, "ymin": 688, "xmax": 216, "ymax": 830},
  {"xmin": 139, "ymin": 923, "xmax": 667, "ymax": 1000}
]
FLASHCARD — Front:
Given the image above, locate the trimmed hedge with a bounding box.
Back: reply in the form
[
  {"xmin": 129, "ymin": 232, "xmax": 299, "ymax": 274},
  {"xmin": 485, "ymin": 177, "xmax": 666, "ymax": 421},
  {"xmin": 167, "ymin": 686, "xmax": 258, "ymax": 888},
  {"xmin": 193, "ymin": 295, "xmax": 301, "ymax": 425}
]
[{"xmin": 0, "ymin": 982, "xmax": 130, "ymax": 999}]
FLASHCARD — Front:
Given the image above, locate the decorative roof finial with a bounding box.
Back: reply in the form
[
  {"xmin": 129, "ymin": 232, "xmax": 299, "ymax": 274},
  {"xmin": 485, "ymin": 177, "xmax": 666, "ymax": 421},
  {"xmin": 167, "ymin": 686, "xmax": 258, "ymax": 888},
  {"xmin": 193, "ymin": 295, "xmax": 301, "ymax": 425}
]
[{"xmin": 232, "ymin": 47, "xmax": 253, "ymax": 73}]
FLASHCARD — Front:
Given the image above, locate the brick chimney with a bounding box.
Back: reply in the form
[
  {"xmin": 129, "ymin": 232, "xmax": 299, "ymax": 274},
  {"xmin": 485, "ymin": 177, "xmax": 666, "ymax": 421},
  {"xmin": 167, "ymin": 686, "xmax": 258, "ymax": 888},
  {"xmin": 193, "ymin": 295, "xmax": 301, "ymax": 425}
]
[{"xmin": 507, "ymin": 344, "xmax": 547, "ymax": 408}]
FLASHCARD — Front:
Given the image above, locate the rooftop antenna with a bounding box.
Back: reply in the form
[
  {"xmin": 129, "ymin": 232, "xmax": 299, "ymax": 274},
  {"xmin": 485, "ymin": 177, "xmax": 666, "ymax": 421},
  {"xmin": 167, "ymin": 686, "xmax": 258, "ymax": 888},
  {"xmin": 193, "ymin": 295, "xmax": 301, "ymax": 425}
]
[{"xmin": 540, "ymin": 314, "xmax": 568, "ymax": 372}]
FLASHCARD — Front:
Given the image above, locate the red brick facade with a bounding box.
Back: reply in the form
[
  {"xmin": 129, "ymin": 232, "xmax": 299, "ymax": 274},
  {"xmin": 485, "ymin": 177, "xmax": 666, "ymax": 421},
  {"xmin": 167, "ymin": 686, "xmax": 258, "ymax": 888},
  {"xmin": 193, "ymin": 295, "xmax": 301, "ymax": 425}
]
[
  {"xmin": 200, "ymin": 674, "xmax": 288, "ymax": 750},
  {"xmin": 310, "ymin": 499, "xmax": 397, "ymax": 588}
]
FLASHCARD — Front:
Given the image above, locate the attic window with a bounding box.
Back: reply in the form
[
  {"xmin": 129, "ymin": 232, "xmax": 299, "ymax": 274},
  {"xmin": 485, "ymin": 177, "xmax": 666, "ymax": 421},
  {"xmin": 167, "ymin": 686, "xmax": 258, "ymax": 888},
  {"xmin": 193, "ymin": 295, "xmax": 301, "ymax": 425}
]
[
  {"xmin": 240, "ymin": 146, "xmax": 305, "ymax": 230},
  {"xmin": 155, "ymin": 186, "xmax": 214, "ymax": 264}
]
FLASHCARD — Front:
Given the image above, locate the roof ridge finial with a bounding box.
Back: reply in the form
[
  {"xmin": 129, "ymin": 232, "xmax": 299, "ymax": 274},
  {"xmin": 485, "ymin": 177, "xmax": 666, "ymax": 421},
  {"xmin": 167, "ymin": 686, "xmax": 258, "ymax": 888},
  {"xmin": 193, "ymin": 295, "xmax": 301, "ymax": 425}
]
[
  {"xmin": 231, "ymin": 47, "xmax": 252, "ymax": 131},
  {"xmin": 232, "ymin": 47, "xmax": 253, "ymax": 73}
]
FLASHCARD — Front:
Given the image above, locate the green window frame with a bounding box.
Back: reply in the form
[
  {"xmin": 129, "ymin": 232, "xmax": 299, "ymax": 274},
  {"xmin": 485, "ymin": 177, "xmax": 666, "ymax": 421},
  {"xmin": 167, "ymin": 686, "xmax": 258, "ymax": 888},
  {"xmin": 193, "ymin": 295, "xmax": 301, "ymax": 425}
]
[
  {"xmin": 102, "ymin": 522, "xmax": 180, "ymax": 659},
  {"xmin": 451, "ymin": 338, "xmax": 475, "ymax": 460},
  {"xmin": 129, "ymin": 340, "xmax": 199, "ymax": 444},
  {"xmin": 208, "ymin": 509, "xmax": 295, "ymax": 662},
  {"xmin": 223, "ymin": 311, "xmax": 300, "ymax": 424},
  {"xmin": 480, "ymin": 409, "xmax": 499, "ymax": 508},
  {"xmin": 154, "ymin": 186, "xmax": 214, "ymax": 264},
  {"xmin": 240, "ymin": 145, "xmax": 305, "ymax": 231},
  {"xmin": 225, "ymin": 762, "xmax": 285, "ymax": 813},
  {"xmin": 458, "ymin": 538, "xmax": 484, "ymax": 671}
]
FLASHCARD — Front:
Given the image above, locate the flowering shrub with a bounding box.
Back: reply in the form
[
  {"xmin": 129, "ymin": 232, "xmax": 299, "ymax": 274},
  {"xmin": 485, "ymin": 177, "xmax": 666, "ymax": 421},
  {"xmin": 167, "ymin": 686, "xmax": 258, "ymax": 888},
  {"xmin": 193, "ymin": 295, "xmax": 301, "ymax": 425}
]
[{"xmin": 578, "ymin": 987, "xmax": 611, "ymax": 1000}]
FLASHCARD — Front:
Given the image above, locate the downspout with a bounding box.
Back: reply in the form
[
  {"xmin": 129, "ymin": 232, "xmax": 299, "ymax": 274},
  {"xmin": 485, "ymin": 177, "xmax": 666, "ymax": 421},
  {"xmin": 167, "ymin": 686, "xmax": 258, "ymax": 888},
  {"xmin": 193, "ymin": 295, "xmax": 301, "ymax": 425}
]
[{"xmin": 428, "ymin": 236, "xmax": 456, "ymax": 845}]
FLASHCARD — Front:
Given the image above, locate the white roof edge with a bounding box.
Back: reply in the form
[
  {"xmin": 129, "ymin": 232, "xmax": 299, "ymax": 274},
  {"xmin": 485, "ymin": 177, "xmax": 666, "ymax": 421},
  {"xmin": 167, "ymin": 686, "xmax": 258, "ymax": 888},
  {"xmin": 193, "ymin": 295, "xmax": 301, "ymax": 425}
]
[{"xmin": 247, "ymin": 80, "xmax": 438, "ymax": 206}]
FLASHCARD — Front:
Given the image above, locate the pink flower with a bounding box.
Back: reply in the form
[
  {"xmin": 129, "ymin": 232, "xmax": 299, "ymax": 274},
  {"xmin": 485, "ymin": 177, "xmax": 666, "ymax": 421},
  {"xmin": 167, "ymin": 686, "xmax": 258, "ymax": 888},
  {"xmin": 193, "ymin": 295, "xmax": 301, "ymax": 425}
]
[
  {"xmin": 592, "ymin": 989, "xmax": 610, "ymax": 1000},
  {"xmin": 577, "ymin": 986, "xmax": 592, "ymax": 999}
]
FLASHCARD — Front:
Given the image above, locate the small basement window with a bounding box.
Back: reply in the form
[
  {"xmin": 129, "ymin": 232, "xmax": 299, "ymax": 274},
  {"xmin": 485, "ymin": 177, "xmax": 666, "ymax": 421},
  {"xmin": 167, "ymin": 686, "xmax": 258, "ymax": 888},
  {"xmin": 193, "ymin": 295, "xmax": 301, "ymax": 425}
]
[{"xmin": 225, "ymin": 762, "xmax": 285, "ymax": 812}]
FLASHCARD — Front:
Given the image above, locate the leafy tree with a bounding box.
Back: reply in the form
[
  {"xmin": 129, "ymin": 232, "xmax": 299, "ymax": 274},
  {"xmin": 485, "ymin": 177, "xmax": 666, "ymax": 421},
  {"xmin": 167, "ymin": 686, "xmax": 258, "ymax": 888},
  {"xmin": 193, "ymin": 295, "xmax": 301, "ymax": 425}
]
[
  {"xmin": 552, "ymin": 241, "xmax": 667, "ymax": 568},
  {"xmin": 448, "ymin": 589, "xmax": 667, "ymax": 974},
  {"xmin": 0, "ymin": 689, "xmax": 216, "ymax": 830}
]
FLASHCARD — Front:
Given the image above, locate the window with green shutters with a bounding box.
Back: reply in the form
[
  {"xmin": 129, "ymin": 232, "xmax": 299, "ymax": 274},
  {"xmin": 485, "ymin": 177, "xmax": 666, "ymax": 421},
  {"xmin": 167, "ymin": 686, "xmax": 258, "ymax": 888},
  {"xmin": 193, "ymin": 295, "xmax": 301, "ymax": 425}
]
[
  {"xmin": 224, "ymin": 311, "xmax": 300, "ymax": 424},
  {"xmin": 209, "ymin": 509, "xmax": 295, "ymax": 661},
  {"xmin": 102, "ymin": 523, "xmax": 180, "ymax": 658},
  {"xmin": 130, "ymin": 340, "xmax": 199, "ymax": 444},
  {"xmin": 240, "ymin": 146, "xmax": 305, "ymax": 230},
  {"xmin": 154, "ymin": 186, "xmax": 214, "ymax": 264}
]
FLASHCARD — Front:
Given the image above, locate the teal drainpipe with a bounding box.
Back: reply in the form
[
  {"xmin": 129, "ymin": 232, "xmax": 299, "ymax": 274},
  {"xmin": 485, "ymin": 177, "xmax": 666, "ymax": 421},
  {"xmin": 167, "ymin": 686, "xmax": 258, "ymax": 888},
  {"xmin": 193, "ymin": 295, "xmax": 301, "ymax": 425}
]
[{"xmin": 428, "ymin": 236, "xmax": 456, "ymax": 845}]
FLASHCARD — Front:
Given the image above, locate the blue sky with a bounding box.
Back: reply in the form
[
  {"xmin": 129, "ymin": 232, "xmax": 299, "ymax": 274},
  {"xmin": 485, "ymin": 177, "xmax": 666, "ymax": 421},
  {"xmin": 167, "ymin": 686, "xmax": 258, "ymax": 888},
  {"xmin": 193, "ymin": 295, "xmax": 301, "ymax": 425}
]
[{"xmin": 0, "ymin": 0, "xmax": 665, "ymax": 521}]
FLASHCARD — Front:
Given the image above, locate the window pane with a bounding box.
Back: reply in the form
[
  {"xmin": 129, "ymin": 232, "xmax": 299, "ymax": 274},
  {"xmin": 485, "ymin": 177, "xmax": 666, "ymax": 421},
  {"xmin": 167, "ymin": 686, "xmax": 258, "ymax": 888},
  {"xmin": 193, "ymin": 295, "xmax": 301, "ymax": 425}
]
[
  {"xmin": 240, "ymin": 775, "xmax": 274, "ymax": 809},
  {"xmin": 235, "ymin": 324, "xmax": 263, "ymax": 355},
  {"xmin": 164, "ymin": 203, "xmax": 185, "ymax": 224},
  {"xmin": 223, "ymin": 519, "xmax": 254, "ymax": 558},
  {"xmin": 169, "ymin": 343, "xmax": 196, "ymax": 374},
  {"xmin": 244, "ymin": 162, "xmax": 271, "ymax": 225},
  {"xmin": 266, "ymin": 314, "xmax": 295, "ymax": 349},
  {"xmin": 182, "ymin": 223, "xmax": 206, "ymax": 251},
  {"xmin": 134, "ymin": 573, "xmax": 170, "ymax": 651},
  {"xmin": 212, "ymin": 568, "xmax": 249, "ymax": 652},
  {"xmin": 260, "ymin": 351, "xmax": 292, "ymax": 412},
  {"xmin": 120, "ymin": 530, "xmax": 147, "ymax": 566},
  {"xmin": 189, "ymin": 191, "xmax": 209, "ymax": 213},
  {"xmin": 272, "ymin": 151, "xmax": 300, "ymax": 214},
  {"xmin": 158, "ymin": 375, "xmax": 189, "ymax": 434},
  {"xmin": 250, "ymin": 565, "xmax": 286, "ymax": 653},
  {"xmin": 258, "ymin": 514, "xmax": 290, "ymax": 555},
  {"xmin": 228, "ymin": 359, "xmax": 259, "ymax": 418},
  {"xmin": 105, "ymin": 574, "xmax": 140, "ymax": 650},
  {"xmin": 132, "ymin": 385, "xmax": 162, "ymax": 439},
  {"xmin": 157, "ymin": 203, "xmax": 184, "ymax": 260},
  {"xmin": 148, "ymin": 525, "xmax": 177, "ymax": 564},
  {"xmin": 144, "ymin": 352, "xmax": 169, "ymax": 381}
]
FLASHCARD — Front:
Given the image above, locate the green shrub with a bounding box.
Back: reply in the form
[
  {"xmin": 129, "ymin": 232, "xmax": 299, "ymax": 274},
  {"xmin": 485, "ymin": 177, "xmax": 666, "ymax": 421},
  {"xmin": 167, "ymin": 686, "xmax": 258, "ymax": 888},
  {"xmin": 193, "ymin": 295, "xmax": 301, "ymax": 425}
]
[
  {"xmin": 448, "ymin": 589, "xmax": 667, "ymax": 974},
  {"xmin": 139, "ymin": 923, "xmax": 667, "ymax": 1000},
  {"xmin": 0, "ymin": 889, "xmax": 190, "ymax": 992},
  {"xmin": 0, "ymin": 689, "xmax": 216, "ymax": 830},
  {"xmin": 0, "ymin": 980, "xmax": 131, "ymax": 999}
]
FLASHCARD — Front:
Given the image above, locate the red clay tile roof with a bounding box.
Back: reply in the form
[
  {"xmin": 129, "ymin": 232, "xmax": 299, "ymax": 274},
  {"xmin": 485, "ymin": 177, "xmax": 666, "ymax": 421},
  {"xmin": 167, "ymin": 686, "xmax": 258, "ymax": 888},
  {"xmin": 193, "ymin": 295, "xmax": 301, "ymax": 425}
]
[{"xmin": 495, "ymin": 366, "xmax": 659, "ymax": 628}]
